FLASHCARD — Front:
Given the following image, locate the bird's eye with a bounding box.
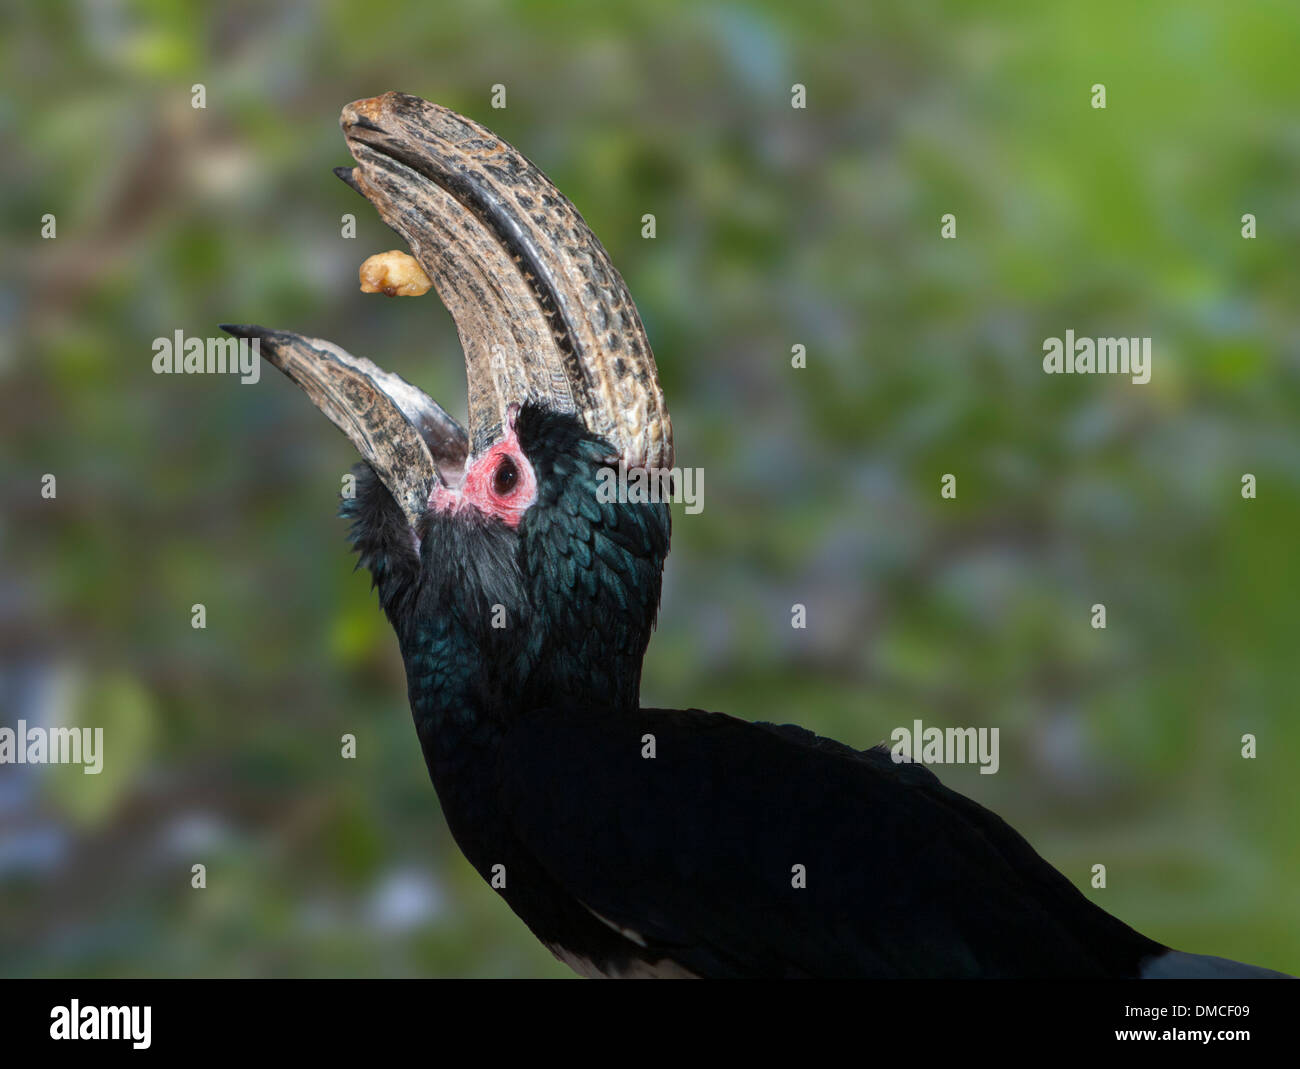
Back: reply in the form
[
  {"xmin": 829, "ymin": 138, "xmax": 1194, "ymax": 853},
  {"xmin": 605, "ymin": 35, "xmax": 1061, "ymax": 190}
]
[{"xmin": 493, "ymin": 456, "xmax": 519, "ymax": 497}]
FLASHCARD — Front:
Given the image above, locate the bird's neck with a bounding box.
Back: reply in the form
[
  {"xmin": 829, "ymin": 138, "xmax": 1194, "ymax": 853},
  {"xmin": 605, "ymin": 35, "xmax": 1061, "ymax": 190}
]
[
  {"xmin": 515, "ymin": 496, "xmax": 671, "ymax": 714},
  {"xmin": 513, "ymin": 629, "xmax": 646, "ymax": 712}
]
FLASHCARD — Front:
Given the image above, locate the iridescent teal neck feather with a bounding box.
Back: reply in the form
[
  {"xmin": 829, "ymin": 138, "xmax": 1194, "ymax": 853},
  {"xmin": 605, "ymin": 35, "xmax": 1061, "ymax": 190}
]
[{"xmin": 342, "ymin": 406, "xmax": 671, "ymax": 760}]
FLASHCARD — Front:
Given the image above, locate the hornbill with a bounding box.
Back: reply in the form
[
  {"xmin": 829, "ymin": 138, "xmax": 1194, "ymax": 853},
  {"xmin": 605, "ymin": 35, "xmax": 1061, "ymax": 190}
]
[{"xmin": 224, "ymin": 93, "xmax": 1290, "ymax": 979}]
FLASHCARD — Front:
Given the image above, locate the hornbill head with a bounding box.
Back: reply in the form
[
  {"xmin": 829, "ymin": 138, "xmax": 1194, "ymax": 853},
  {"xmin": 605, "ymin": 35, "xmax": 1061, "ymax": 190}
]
[{"xmin": 224, "ymin": 93, "xmax": 673, "ymax": 717}]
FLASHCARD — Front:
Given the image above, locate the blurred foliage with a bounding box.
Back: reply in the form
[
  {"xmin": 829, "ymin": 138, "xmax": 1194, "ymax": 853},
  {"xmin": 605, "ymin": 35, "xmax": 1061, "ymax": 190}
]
[{"xmin": 1, "ymin": 0, "xmax": 1298, "ymax": 977}]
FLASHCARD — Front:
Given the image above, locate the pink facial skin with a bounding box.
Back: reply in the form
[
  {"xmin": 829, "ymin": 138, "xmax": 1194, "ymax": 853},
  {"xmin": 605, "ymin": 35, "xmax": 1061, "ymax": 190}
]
[{"xmin": 428, "ymin": 414, "xmax": 538, "ymax": 528}]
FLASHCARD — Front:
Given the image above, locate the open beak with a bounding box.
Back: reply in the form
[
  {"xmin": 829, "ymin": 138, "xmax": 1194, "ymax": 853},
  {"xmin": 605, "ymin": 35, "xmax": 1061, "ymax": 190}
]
[{"xmin": 223, "ymin": 91, "xmax": 672, "ymax": 530}]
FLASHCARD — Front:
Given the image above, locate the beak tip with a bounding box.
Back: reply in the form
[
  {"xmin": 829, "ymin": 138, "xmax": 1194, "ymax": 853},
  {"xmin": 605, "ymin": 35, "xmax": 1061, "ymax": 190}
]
[
  {"xmin": 340, "ymin": 94, "xmax": 389, "ymax": 133},
  {"xmin": 332, "ymin": 166, "xmax": 364, "ymax": 195}
]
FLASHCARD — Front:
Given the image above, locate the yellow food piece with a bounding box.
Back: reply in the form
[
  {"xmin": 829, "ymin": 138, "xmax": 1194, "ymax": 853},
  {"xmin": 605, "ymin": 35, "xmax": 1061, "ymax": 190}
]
[{"xmin": 359, "ymin": 250, "xmax": 432, "ymax": 297}]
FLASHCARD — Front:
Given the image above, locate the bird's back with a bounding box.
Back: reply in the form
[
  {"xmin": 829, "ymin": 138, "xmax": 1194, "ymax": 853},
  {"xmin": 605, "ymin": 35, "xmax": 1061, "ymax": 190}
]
[{"xmin": 492, "ymin": 705, "xmax": 1169, "ymax": 978}]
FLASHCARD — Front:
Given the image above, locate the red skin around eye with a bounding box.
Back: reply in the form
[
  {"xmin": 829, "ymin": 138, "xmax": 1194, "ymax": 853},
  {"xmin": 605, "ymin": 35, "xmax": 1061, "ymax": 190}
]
[{"xmin": 428, "ymin": 421, "xmax": 538, "ymax": 528}]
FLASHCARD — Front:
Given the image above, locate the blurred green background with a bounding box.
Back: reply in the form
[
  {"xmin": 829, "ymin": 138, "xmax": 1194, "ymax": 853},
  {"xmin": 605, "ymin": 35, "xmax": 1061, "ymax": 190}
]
[{"xmin": 2, "ymin": 0, "xmax": 1298, "ymax": 977}]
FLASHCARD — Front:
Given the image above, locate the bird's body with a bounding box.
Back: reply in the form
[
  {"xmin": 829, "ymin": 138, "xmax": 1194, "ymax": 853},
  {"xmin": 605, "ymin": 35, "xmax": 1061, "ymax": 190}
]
[
  {"xmin": 470, "ymin": 704, "xmax": 1167, "ymax": 978},
  {"xmin": 226, "ymin": 92, "xmax": 1292, "ymax": 979},
  {"xmin": 341, "ymin": 408, "xmax": 1282, "ymax": 979}
]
